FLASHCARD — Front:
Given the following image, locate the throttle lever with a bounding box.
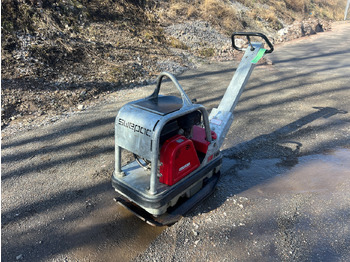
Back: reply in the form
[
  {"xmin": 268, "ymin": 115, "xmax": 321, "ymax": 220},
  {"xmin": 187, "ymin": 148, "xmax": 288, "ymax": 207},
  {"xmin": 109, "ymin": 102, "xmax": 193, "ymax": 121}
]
[{"xmin": 246, "ymin": 35, "xmax": 255, "ymax": 51}]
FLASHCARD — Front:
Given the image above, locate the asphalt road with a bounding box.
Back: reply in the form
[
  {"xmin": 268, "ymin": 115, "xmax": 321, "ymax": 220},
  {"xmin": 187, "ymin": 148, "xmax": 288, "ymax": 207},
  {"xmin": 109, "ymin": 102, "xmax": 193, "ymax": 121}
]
[{"xmin": 2, "ymin": 22, "xmax": 350, "ymax": 261}]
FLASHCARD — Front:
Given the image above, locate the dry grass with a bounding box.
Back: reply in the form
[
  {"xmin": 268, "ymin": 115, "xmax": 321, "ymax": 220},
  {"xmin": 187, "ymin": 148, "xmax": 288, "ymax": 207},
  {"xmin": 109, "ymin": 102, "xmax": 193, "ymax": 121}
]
[
  {"xmin": 167, "ymin": 36, "xmax": 189, "ymax": 50},
  {"xmin": 284, "ymin": 0, "xmax": 345, "ymax": 20},
  {"xmin": 285, "ymin": 0, "xmax": 306, "ymax": 12},
  {"xmin": 201, "ymin": 0, "xmax": 240, "ymax": 31},
  {"xmin": 283, "ymin": 0, "xmax": 345, "ymax": 20},
  {"xmin": 162, "ymin": 0, "xmax": 241, "ymax": 34},
  {"xmin": 198, "ymin": 47, "xmax": 215, "ymax": 57},
  {"xmin": 162, "ymin": 0, "xmax": 344, "ymax": 36},
  {"xmin": 248, "ymin": 6, "xmax": 284, "ymax": 30},
  {"xmin": 311, "ymin": 0, "xmax": 345, "ymax": 20}
]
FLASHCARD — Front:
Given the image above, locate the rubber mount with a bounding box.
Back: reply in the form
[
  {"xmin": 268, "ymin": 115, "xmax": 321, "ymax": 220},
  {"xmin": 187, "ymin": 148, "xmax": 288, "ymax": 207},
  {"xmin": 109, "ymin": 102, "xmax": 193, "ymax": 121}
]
[{"xmin": 114, "ymin": 171, "xmax": 221, "ymax": 226}]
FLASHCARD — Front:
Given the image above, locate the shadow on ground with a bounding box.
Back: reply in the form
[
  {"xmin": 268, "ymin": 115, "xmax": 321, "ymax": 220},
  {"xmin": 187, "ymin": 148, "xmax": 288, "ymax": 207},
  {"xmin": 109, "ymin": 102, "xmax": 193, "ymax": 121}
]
[{"xmin": 2, "ymin": 29, "xmax": 350, "ymax": 260}]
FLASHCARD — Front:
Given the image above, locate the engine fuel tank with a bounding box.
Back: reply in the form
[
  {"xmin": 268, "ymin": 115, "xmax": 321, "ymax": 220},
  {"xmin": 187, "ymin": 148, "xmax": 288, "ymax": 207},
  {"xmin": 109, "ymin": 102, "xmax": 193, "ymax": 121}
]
[{"xmin": 159, "ymin": 135, "xmax": 200, "ymax": 186}]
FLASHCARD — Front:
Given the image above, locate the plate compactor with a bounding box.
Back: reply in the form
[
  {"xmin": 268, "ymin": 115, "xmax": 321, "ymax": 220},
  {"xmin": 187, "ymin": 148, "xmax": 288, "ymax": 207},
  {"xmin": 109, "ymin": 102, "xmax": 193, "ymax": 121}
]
[{"xmin": 112, "ymin": 32, "xmax": 274, "ymax": 226}]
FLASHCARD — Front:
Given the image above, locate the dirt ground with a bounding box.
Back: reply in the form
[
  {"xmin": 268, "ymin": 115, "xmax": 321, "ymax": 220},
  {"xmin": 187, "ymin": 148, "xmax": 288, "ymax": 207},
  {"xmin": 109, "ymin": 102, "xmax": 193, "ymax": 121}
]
[
  {"xmin": 2, "ymin": 22, "xmax": 350, "ymax": 261},
  {"xmin": 1, "ymin": 0, "xmax": 332, "ymax": 132}
]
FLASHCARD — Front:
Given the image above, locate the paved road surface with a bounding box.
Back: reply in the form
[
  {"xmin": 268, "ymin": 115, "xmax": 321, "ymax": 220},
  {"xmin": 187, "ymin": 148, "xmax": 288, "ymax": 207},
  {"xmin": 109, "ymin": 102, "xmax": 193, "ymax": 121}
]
[
  {"xmin": 135, "ymin": 21, "xmax": 350, "ymax": 262},
  {"xmin": 2, "ymin": 22, "xmax": 350, "ymax": 261}
]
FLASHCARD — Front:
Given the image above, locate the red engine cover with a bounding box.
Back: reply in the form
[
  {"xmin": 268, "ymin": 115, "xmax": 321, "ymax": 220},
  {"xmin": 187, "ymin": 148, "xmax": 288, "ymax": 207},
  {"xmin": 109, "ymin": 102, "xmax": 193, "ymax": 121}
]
[
  {"xmin": 159, "ymin": 135, "xmax": 200, "ymax": 186},
  {"xmin": 191, "ymin": 125, "xmax": 217, "ymax": 154}
]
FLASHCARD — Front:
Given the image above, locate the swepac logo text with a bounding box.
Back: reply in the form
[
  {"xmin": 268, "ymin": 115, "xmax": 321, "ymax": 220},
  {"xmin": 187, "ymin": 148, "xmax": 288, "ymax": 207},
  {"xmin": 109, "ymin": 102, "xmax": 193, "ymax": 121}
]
[{"xmin": 118, "ymin": 118, "xmax": 151, "ymax": 137}]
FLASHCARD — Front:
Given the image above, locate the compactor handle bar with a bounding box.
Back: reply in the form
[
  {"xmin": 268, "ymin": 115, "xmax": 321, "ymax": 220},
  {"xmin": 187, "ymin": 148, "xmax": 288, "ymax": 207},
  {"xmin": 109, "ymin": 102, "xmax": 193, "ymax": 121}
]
[
  {"xmin": 231, "ymin": 32, "xmax": 274, "ymax": 53},
  {"xmin": 149, "ymin": 71, "xmax": 193, "ymax": 107}
]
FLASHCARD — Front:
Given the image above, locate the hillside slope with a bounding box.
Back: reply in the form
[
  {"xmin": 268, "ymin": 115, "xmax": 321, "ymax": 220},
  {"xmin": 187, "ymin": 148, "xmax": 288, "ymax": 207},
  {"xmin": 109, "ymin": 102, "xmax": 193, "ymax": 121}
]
[{"xmin": 1, "ymin": 0, "xmax": 345, "ymax": 129}]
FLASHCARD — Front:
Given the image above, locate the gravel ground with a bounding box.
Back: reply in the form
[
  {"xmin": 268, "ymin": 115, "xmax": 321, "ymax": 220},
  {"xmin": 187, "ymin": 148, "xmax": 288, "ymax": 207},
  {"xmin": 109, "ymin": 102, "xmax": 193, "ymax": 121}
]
[{"xmin": 164, "ymin": 20, "xmax": 234, "ymax": 60}]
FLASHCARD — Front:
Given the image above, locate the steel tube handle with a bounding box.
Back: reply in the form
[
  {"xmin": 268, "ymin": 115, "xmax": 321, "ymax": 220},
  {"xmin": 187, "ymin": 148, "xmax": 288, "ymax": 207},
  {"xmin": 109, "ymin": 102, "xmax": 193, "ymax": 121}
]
[
  {"xmin": 149, "ymin": 72, "xmax": 193, "ymax": 107},
  {"xmin": 231, "ymin": 32, "xmax": 274, "ymax": 53}
]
